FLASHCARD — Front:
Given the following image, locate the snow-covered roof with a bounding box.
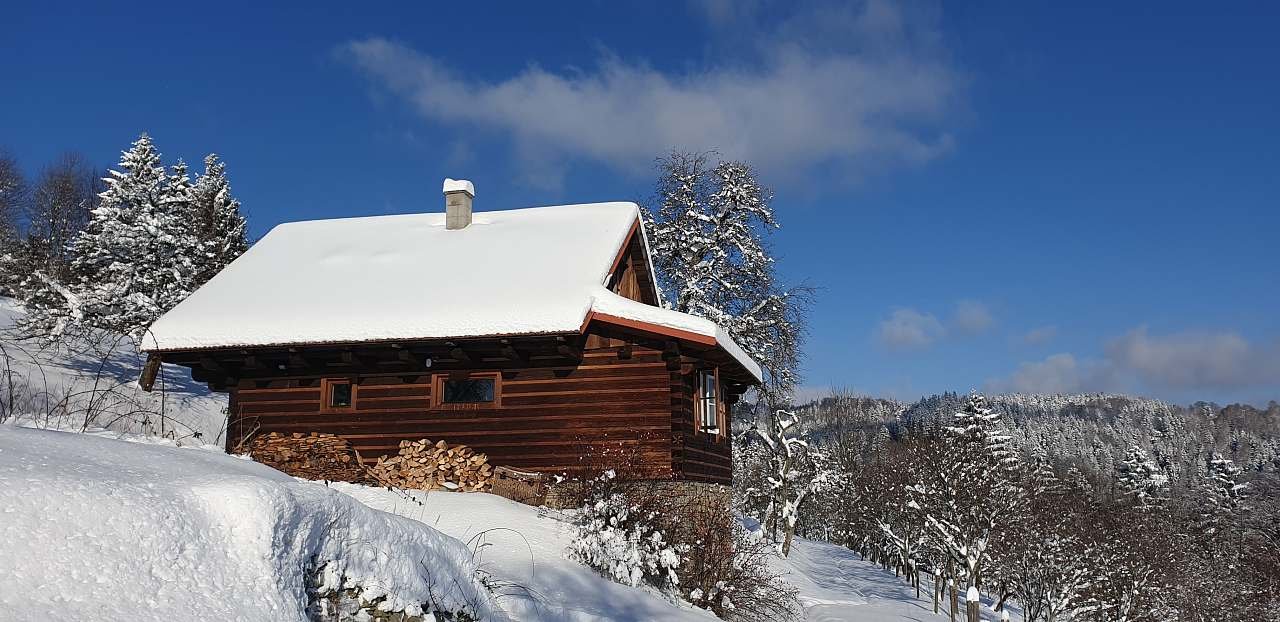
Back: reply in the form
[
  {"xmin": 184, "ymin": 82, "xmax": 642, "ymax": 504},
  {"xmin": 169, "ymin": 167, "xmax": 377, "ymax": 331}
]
[{"xmin": 143, "ymin": 202, "xmax": 761, "ymax": 381}]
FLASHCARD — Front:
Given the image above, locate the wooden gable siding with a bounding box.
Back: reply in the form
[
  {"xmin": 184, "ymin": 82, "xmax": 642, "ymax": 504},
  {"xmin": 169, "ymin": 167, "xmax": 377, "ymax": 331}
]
[
  {"xmin": 605, "ymin": 220, "xmax": 659, "ymax": 306},
  {"xmin": 225, "ymin": 343, "xmax": 681, "ymax": 478}
]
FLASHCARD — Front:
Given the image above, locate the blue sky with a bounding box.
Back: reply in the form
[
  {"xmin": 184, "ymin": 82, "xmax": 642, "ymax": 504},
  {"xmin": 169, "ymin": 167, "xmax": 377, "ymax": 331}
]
[{"xmin": 5, "ymin": 2, "xmax": 1278, "ymax": 405}]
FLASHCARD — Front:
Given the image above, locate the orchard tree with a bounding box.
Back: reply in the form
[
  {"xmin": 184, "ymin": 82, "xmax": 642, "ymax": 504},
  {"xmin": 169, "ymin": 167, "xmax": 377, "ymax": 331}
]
[
  {"xmin": 645, "ymin": 151, "xmax": 810, "ymax": 408},
  {"xmin": 742, "ymin": 408, "xmax": 834, "ymax": 556}
]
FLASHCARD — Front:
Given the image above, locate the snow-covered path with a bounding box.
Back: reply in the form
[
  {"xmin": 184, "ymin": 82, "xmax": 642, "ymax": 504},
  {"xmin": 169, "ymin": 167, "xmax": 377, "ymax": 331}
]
[
  {"xmin": 785, "ymin": 538, "xmax": 939, "ymax": 621},
  {"xmin": 783, "ymin": 538, "xmax": 1022, "ymax": 622}
]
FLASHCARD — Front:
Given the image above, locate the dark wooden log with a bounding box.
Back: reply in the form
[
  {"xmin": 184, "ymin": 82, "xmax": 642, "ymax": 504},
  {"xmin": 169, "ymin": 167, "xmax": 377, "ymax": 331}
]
[{"xmin": 139, "ymin": 354, "xmax": 161, "ymax": 392}]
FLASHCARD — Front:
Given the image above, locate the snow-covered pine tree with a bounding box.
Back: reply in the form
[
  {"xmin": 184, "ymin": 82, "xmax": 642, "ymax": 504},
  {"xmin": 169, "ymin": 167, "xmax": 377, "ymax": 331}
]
[
  {"xmin": 1115, "ymin": 444, "xmax": 1168, "ymax": 510},
  {"xmin": 645, "ymin": 151, "xmax": 809, "ymax": 406},
  {"xmin": 188, "ymin": 153, "xmax": 248, "ymax": 286},
  {"xmin": 67, "ymin": 134, "xmax": 203, "ymax": 337},
  {"xmin": 1200, "ymin": 453, "xmax": 1249, "ymax": 534},
  {"xmin": 924, "ymin": 393, "xmax": 1024, "ymax": 602}
]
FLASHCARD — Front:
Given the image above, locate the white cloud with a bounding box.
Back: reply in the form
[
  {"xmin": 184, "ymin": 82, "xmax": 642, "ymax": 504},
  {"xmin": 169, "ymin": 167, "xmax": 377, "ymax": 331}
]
[
  {"xmin": 1019, "ymin": 325, "xmax": 1058, "ymax": 346},
  {"xmin": 1105, "ymin": 327, "xmax": 1280, "ymax": 390},
  {"xmin": 876, "ymin": 308, "xmax": 945, "ymax": 350},
  {"xmin": 986, "ymin": 353, "xmax": 1116, "ymax": 395},
  {"xmin": 338, "ymin": 1, "xmax": 957, "ymax": 186},
  {"xmin": 989, "ymin": 327, "xmax": 1280, "ymax": 397},
  {"xmin": 951, "ymin": 300, "xmax": 994, "ymax": 335}
]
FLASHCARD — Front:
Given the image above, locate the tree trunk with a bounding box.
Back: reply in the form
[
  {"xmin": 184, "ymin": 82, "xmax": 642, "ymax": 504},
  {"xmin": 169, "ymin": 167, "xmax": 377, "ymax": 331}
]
[
  {"xmin": 781, "ymin": 521, "xmax": 796, "ymax": 557},
  {"xmin": 949, "ymin": 580, "xmax": 957, "ymax": 622}
]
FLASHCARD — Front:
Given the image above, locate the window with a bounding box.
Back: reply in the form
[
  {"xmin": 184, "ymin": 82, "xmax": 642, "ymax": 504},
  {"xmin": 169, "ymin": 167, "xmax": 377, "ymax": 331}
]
[
  {"xmin": 321, "ymin": 378, "xmax": 354, "ymax": 412},
  {"xmin": 696, "ymin": 368, "xmax": 721, "ymax": 434},
  {"xmin": 432, "ymin": 372, "xmax": 500, "ymax": 409}
]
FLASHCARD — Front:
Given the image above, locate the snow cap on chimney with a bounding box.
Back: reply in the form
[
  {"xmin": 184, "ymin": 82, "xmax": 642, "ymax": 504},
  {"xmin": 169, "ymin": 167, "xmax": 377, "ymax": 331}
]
[{"xmin": 443, "ymin": 178, "xmax": 474, "ymax": 230}]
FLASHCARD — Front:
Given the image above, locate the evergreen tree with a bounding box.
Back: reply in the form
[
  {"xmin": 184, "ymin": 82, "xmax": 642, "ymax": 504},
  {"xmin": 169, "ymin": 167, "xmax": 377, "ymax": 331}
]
[
  {"xmin": 1201, "ymin": 453, "xmax": 1249, "ymax": 533},
  {"xmin": 1115, "ymin": 445, "xmax": 1168, "ymax": 510},
  {"xmin": 68, "ymin": 134, "xmax": 202, "ymax": 337},
  {"xmin": 188, "ymin": 153, "xmax": 248, "ymax": 285},
  {"xmin": 925, "ymin": 393, "xmax": 1024, "ymax": 600},
  {"xmin": 645, "ymin": 151, "xmax": 810, "ymax": 406}
]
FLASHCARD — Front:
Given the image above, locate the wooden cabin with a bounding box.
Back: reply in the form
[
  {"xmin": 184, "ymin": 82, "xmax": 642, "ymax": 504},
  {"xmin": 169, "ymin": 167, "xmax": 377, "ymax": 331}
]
[{"xmin": 141, "ymin": 179, "xmax": 761, "ymax": 485}]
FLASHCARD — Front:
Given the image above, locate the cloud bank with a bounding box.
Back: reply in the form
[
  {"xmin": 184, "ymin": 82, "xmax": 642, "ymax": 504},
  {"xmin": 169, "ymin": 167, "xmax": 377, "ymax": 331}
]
[
  {"xmin": 338, "ymin": 1, "xmax": 958, "ymax": 186},
  {"xmin": 988, "ymin": 327, "xmax": 1280, "ymax": 398}
]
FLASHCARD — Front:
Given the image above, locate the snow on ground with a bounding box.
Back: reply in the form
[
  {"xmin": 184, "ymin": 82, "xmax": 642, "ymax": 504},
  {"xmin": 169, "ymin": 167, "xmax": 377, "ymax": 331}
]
[
  {"xmin": 0, "ymin": 426, "xmax": 504, "ymax": 621},
  {"xmin": 335, "ymin": 483, "xmax": 1018, "ymax": 622},
  {"xmin": 0, "ymin": 297, "xmax": 225, "ymax": 442},
  {"xmin": 333, "ymin": 482, "xmax": 719, "ymax": 622}
]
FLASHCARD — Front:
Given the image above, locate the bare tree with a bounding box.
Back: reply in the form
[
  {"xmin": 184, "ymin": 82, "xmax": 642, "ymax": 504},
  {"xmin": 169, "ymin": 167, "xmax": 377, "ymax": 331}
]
[
  {"xmin": 25, "ymin": 152, "xmax": 100, "ymax": 281},
  {"xmin": 0, "ymin": 150, "xmax": 23, "ymax": 241},
  {"xmin": 0, "ymin": 151, "xmax": 27, "ymax": 295}
]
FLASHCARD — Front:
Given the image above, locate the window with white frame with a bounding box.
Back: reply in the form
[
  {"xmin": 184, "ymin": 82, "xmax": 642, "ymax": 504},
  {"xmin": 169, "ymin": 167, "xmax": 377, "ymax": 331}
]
[{"xmin": 697, "ymin": 368, "xmax": 720, "ymax": 434}]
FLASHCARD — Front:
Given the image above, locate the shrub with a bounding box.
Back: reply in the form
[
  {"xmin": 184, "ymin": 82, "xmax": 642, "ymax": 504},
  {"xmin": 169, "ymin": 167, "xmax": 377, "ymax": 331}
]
[
  {"xmin": 568, "ymin": 471, "xmax": 687, "ymax": 590},
  {"xmin": 568, "ymin": 470, "xmax": 800, "ymax": 621}
]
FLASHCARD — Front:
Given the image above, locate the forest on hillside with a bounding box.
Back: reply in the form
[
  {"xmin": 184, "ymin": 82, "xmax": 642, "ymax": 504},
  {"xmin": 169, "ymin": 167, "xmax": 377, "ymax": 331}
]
[{"xmin": 732, "ymin": 391, "xmax": 1280, "ymax": 620}]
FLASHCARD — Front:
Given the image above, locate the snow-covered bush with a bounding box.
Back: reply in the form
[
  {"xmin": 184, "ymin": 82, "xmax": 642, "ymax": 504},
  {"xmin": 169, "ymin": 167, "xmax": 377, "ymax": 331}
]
[
  {"xmin": 569, "ymin": 471, "xmax": 800, "ymax": 621},
  {"xmin": 569, "ymin": 471, "xmax": 687, "ymax": 591},
  {"xmin": 676, "ymin": 505, "xmax": 800, "ymax": 621}
]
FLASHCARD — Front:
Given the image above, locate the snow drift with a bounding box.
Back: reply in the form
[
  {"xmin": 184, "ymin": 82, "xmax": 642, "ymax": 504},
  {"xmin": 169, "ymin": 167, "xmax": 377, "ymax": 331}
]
[{"xmin": 0, "ymin": 426, "xmax": 503, "ymax": 621}]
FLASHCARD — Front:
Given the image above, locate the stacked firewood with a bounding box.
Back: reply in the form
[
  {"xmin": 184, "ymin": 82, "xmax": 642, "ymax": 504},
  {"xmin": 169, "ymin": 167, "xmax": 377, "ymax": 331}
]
[
  {"xmin": 246, "ymin": 432, "xmax": 373, "ymax": 484},
  {"xmin": 368, "ymin": 439, "xmax": 494, "ymax": 491}
]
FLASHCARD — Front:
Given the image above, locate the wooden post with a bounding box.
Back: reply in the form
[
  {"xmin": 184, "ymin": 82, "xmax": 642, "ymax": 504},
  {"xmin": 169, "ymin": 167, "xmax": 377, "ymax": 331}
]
[{"xmin": 139, "ymin": 354, "xmax": 161, "ymax": 392}]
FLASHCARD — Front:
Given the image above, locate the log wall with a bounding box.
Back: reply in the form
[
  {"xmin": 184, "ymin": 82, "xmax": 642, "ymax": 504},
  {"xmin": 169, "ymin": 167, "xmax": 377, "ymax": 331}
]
[
  {"xmin": 668, "ymin": 367, "xmax": 734, "ymax": 484},
  {"xmin": 224, "ymin": 343, "xmax": 732, "ymax": 482}
]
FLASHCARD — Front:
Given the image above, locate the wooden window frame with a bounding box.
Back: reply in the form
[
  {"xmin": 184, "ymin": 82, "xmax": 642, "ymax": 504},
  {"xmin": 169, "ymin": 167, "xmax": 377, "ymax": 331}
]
[
  {"xmin": 695, "ymin": 367, "xmax": 725, "ymax": 437},
  {"xmin": 431, "ymin": 371, "xmax": 502, "ymax": 410},
  {"xmin": 320, "ymin": 377, "xmax": 356, "ymax": 414}
]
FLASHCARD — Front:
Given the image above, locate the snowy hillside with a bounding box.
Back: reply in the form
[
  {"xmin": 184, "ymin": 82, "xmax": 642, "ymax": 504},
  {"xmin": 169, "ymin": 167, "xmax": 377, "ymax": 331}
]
[
  {"xmin": 0, "ymin": 422, "xmax": 1000, "ymax": 622},
  {"xmin": 0, "ymin": 426, "xmax": 503, "ymax": 621},
  {"xmin": 0, "ymin": 297, "xmax": 226, "ymax": 442}
]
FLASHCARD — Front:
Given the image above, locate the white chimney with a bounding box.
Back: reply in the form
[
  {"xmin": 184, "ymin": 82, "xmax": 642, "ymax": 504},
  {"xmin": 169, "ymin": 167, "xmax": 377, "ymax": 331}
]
[{"xmin": 443, "ymin": 178, "xmax": 475, "ymax": 230}]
